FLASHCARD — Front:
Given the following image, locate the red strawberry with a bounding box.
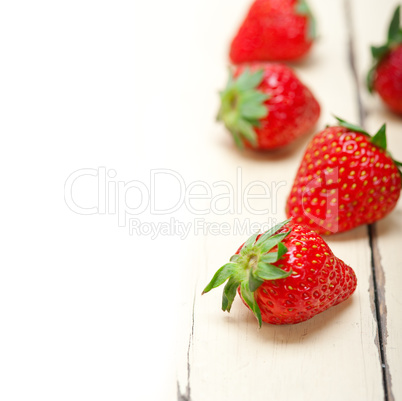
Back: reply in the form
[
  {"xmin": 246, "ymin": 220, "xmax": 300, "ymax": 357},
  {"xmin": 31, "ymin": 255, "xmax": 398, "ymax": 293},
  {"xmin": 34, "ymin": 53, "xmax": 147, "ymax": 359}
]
[
  {"xmin": 286, "ymin": 117, "xmax": 402, "ymax": 235},
  {"xmin": 367, "ymin": 6, "xmax": 402, "ymax": 114},
  {"xmin": 202, "ymin": 219, "xmax": 357, "ymax": 326},
  {"xmin": 229, "ymin": 0, "xmax": 316, "ymax": 64},
  {"xmin": 217, "ymin": 63, "xmax": 320, "ymax": 150}
]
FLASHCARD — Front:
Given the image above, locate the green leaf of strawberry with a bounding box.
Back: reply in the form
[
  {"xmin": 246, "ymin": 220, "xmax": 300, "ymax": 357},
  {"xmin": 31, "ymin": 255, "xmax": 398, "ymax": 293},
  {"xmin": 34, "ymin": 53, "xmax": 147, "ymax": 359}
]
[
  {"xmin": 371, "ymin": 124, "xmax": 387, "ymax": 150},
  {"xmin": 254, "ymin": 262, "xmax": 292, "ymax": 281},
  {"xmin": 202, "ymin": 263, "xmax": 237, "ymax": 295},
  {"xmin": 240, "ymin": 281, "xmax": 262, "ymax": 327},
  {"xmin": 333, "ymin": 115, "xmax": 369, "ymax": 135},
  {"xmin": 388, "ymin": 5, "xmax": 401, "ymax": 42},
  {"xmin": 295, "ymin": 0, "xmax": 317, "ymax": 40},
  {"xmin": 222, "ymin": 277, "xmax": 241, "ymax": 312},
  {"xmin": 371, "ymin": 45, "xmax": 390, "ymax": 60}
]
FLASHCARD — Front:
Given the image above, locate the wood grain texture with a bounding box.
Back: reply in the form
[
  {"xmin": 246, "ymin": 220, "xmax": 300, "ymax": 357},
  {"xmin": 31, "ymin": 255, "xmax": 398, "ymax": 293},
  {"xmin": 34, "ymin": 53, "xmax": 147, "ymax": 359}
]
[
  {"xmin": 176, "ymin": 0, "xmax": 402, "ymax": 400},
  {"xmin": 351, "ymin": 1, "xmax": 402, "ymax": 400}
]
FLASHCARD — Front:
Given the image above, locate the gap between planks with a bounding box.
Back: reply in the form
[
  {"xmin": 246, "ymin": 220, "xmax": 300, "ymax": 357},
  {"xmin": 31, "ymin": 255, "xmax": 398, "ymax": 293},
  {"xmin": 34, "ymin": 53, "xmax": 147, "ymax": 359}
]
[
  {"xmin": 344, "ymin": 0, "xmax": 394, "ymax": 400},
  {"xmin": 177, "ymin": 288, "xmax": 196, "ymax": 401}
]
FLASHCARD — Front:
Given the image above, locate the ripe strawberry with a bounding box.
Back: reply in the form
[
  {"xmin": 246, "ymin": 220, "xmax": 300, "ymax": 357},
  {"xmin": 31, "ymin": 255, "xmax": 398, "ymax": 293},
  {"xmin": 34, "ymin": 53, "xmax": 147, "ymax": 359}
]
[
  {"xmin": 229, "ymin": 0, "xmax": 316, "ymax": 64},
  {"xmin": 217, "ymin": 63, "xmax": 320, "ymax": 150},
  {"xmin": 367, "ymin": 6, "xmax": 402, "ymax": 114},
  {"xmin": 202, "ymin": 219, "xmax": 357, "ymax": 326},
  {"xmin": 286, "ymin": 117, "xmax": 402, "ymax": 235}
]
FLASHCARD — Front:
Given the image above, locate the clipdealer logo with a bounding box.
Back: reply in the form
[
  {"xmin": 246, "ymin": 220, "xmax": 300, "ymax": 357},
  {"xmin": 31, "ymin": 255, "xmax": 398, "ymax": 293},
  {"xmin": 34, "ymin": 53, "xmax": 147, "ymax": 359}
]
[{"xmin": 64, "ymin": 167, "xmax": 288, "ymax": 238}]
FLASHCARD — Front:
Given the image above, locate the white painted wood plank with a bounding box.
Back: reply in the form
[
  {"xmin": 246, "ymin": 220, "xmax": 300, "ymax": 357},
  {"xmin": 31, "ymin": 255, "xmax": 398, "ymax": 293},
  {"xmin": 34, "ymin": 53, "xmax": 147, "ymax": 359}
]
[
  {"xmin": 351, "ymin": 1, "xmax": 402, "ymax": 399},
  {"xmin": 177, "ymin": 0, "xmax": 384, "ymax": 399}
]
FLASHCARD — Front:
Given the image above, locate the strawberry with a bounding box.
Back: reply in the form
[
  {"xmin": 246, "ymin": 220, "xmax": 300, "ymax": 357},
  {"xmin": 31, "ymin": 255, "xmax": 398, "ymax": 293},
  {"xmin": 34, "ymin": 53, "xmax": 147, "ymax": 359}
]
[
  {"xmin": 217, "ymin": 63, "xmax": 320, "ymax": 150},
  {"xmin": 367, "ymin": 6, "xmax": 402, "ymax": 114},
  {"xmin": 286, "ymin": 117, "xmax": 402, "ymax": 235},
  {"xmin": 229, "ymin": 0, "xmax": 316, "ymax": 64},
  {"xmin": 202, "ymin": 219, "xmax": 357, "ymax": 326}
]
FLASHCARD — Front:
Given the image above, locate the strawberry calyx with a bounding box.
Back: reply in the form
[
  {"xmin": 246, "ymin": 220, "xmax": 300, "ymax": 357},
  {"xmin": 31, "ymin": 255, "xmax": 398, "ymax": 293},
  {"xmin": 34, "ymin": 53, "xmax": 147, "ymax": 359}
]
[
  {"xmin": 334, "ymin": 116, "xmax": 402, "ymax": 179},
  {"xmin": 367, "ymin": 5, "xmax": 402, "ymax": 92},
  {"xmin": 295, "ymin": 0, "xmax": 317, "ymax": 40},
  {"xmin": 217, "ymin": 68, "xmax": 269, "ymax": 149},
  {"xmin": 202, "ymin": 219, "xmax": 293, "ymax": 327}
]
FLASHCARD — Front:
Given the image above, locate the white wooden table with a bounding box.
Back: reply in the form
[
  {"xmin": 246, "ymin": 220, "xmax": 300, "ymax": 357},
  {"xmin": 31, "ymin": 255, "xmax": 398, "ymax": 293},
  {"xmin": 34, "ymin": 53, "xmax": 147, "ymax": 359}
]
[
  {"xmin": 175, "ymin": 1, "xmax": 402, "ymax": 400},
  {"xmin": 0, "ymin": 1, "xmax": 400, "ymax": 400}
]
